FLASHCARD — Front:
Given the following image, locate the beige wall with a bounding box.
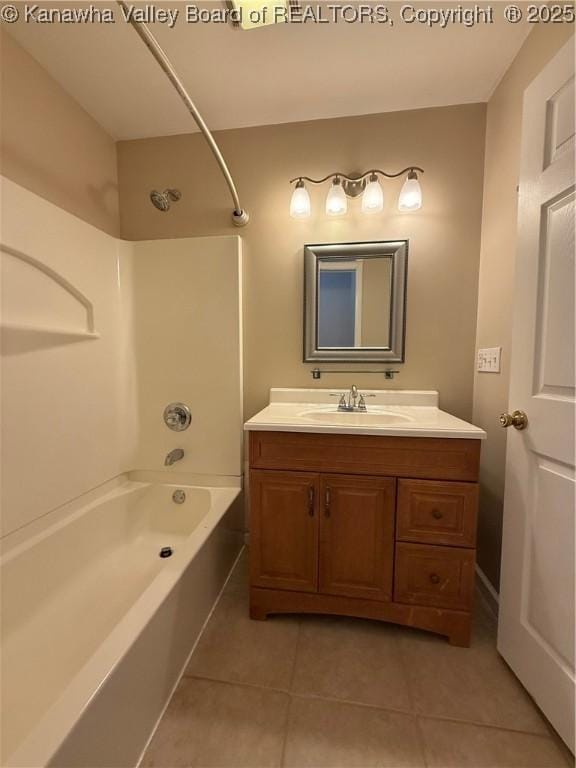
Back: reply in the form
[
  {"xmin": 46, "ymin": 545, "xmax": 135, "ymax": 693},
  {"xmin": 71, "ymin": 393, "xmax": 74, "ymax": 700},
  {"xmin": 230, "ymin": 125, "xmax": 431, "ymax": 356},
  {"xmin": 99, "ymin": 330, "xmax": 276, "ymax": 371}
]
[
  {"xmin": 118, "ymin": 103, "xmax": 487, "ymax": 422},
  {"xmin": 0, "ymin": 30, "xmax": 119, "ymax": 237},
  {"xmin": 473, "ymin": 25, "xmax": 575, "ymax": 590}
]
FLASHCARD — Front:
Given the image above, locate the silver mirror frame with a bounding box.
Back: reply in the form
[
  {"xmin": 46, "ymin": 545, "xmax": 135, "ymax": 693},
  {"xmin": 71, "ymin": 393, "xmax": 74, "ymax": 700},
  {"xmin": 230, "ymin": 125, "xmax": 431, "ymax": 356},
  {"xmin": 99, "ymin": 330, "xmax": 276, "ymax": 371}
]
[{"xmin": 304, "ymin": 240, "xmax": 407, "ymax": 363}]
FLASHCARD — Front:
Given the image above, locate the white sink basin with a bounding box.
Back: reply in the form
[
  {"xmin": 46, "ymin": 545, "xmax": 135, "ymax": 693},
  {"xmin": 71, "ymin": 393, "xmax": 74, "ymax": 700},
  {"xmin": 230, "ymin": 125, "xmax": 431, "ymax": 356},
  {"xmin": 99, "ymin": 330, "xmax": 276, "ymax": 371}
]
[{"xmin": 299, "ymin": 409, "xmax": 414, "ymax": 426}]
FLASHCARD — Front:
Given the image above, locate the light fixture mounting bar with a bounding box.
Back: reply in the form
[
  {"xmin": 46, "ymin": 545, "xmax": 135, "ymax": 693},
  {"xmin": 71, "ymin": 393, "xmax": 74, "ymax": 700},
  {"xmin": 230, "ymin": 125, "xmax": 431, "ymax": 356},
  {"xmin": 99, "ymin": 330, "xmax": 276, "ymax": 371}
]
[{"xmin": 289, "ymin": 167, "xmax": 424, "ymax": 185}]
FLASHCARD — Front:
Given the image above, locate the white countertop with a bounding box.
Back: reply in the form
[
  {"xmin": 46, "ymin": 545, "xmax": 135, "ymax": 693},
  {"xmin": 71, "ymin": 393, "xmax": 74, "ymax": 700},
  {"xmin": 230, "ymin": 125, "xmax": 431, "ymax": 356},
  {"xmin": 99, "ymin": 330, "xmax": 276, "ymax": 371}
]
[{"xmin": 244, "ymin": 389, "xmax": 486, "ymax": 440}]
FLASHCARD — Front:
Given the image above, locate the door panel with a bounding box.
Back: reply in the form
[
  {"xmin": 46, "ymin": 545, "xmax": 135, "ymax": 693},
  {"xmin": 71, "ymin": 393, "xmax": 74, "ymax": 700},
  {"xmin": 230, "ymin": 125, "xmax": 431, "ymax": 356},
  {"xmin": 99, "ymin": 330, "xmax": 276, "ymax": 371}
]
[
  {"xmin": 250, "ymin": 470, "xmax": 319, "ymax": 592},
  {"xmin": 498, "ymin": 39, "xmax": 575, "ymax": 751},
  {"xmin": 535, "ymin": 191, "xmax": 575, "ymax": 398},
  {"xmin": 319, "ymin": 474, "xmax": 395, "ymax": 601},
  {"xmin": 526, "ymin": 461, "xmax": 574, "ymax": 670}
]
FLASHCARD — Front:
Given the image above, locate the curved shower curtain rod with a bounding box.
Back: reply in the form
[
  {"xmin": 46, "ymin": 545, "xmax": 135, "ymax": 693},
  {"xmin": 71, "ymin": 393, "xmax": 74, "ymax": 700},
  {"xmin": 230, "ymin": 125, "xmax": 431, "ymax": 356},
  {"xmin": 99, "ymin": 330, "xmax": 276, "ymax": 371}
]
[{"xmin": 117, "ymin": 0, "xmax": 249, "ymax": 227}]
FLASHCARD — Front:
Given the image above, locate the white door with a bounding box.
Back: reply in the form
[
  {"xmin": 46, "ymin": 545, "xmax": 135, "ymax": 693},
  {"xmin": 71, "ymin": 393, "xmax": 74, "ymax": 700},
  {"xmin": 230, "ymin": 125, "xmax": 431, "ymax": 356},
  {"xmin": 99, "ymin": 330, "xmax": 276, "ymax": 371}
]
[{"xmin": 498, "ymin": 38, "xmax": 575, "ymax": 751}]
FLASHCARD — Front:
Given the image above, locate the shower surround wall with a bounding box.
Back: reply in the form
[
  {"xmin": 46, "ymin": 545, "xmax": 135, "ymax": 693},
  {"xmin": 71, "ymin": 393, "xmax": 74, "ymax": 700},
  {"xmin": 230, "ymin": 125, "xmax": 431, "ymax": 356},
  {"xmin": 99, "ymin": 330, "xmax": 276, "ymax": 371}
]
[
  {"xmin": 1, "ymin": 176, "xmax": 243, "ymax": 537},
  {"xmin": 130, "ymin": 237, "xmax": 243, "ymax": 479},
  {"xmin": 0, "ymin": 178, "xmax": 135, "ymax": 537}
]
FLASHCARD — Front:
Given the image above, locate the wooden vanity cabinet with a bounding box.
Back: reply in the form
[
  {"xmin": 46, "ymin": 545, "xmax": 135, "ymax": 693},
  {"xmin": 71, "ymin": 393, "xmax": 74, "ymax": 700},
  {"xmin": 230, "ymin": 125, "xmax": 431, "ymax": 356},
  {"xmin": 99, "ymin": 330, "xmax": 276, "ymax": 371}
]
[{"xmin": 248, "ymin": 431, "xmax": 481, "ymax": 646}]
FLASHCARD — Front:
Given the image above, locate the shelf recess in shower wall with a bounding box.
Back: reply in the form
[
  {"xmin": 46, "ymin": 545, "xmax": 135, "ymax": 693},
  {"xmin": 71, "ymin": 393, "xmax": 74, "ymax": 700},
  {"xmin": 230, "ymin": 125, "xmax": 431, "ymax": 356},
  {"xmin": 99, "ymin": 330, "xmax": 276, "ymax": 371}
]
[
  {"xmin": 1, "ymin": 323, "xmax": 100, "ymax": 355},
  {"xmin": 1, "ymin": 322, "xmax": 100, "ymax": 339}
]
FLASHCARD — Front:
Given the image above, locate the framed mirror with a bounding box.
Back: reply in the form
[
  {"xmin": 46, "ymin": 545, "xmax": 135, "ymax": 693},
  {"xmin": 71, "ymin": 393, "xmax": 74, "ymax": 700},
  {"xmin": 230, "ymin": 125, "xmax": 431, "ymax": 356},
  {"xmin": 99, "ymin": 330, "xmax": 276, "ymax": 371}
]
[{"xmin": 304, "ymin": 240, "xmax": 407, "ymax": 362}]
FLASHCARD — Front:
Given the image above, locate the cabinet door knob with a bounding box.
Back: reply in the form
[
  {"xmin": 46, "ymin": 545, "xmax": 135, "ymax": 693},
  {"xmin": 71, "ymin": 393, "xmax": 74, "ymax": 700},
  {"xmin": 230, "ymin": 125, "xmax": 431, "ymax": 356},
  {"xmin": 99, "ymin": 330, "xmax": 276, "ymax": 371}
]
[
  {"xmin": 308, "ymin": 486, "xmax": 315, "ymax": 516},
  {"xmin": 432, "ymin": 509, "xmax": 443, "ymax": 520},
  {"xmin": 429, "ymin": 573, "xmax": 441, "ymax": 585},
  {"xmin": 325, "ymin": 487, "xmax": 331, "ymax": 517}
]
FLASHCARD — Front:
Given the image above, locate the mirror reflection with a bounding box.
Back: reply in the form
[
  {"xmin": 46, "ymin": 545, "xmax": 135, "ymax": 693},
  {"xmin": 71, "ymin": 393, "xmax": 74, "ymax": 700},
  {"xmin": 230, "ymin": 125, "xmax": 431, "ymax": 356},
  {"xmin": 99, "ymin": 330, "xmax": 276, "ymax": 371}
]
[
  {"xmin": 317, "ymin": 257, "xmax": 392, "ymax": 349},
  {"xmin": 304, "ymin": 240, "xmax": 407, "ymax": 363}
]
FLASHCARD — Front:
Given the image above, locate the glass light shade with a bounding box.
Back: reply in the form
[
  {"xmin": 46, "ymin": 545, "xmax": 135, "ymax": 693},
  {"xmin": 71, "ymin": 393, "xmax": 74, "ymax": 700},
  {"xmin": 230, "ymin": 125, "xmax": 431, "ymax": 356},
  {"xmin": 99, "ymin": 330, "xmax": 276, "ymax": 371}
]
[
  {"xmin": 290, "ymin": 183, "xmax": 311, "ymax": 218},
  {"xmin": 326, "ymin": 179, "xmax": 347, "ymax": 216},
  {"xmin": 398, "ymin": 174, "xmax": 422, "ymax": 211},
  {"xmin": 361, "ymin": 177, "xmax": 384, "ymax": 213}
]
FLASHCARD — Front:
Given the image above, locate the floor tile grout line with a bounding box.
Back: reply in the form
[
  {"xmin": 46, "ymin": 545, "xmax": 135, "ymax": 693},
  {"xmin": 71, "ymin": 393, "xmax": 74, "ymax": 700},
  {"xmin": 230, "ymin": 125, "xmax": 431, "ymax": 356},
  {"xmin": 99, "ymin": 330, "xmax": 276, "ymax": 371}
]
[
  {"xmin": 186, "ymin": 673, "xmax": 414, "ymax": 716},
  {"xmin": 186, "ymin": 673, "xmax": 291, "ymax": 696},
  {"xmin": 394, "ymin": 628, "xmax": 417, "ymax": 714},
  {"xmin": 415, "ymin": 713, "xmax": 574, "ymax": 768},
  {"xmin": 395, "ymin": 630, "xmax": 429, "ymax": 768},
  {"xmin": 280, "ymin": 613, "xmax": 301, "ymax": 768},
  {"xmin": 185, "ymin": 672, "xmax": 561, "ymax": 742},
  {"xmin": 279, "ymin": 693, "xmax": 294, "ymax": 768},
  {"xmin": 415, "ymin": 712, "xmax": 566, "ymax": 742},
  {"xmin": 413, "ymin": 714, "xmax": 431, "ymax": 768},
  {"xmin": 287, "ymin": 618, "xmax": 303, "ymax": 692}
]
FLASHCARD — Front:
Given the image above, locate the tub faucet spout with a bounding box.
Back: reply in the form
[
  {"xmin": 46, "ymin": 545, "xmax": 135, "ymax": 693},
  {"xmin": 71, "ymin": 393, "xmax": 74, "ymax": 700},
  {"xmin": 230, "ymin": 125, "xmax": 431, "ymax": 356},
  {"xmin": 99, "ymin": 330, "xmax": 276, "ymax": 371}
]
[{"xmin": 165, "ymin": 448, "xmax": 184, "ymax": 466}]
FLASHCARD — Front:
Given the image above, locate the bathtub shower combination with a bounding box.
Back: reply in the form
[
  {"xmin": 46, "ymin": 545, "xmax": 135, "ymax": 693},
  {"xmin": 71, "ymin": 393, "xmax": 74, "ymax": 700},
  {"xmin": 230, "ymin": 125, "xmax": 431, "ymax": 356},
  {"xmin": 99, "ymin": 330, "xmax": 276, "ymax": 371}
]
[
  {"xmin": 0, "ymin": 15, "xmax": 250, "ymax": 763},
  {"xmin": 1, "ymin": 180, "xmax": 245, "ymax": 767}
]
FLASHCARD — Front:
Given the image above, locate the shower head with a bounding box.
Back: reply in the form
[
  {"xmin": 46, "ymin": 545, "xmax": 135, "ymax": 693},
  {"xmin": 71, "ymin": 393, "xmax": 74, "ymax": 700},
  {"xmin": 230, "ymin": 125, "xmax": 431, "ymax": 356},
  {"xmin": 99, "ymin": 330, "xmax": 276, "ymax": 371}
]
[{"xmin": 150, "ymin": 188, "xmax": 182, "ymax": 212}]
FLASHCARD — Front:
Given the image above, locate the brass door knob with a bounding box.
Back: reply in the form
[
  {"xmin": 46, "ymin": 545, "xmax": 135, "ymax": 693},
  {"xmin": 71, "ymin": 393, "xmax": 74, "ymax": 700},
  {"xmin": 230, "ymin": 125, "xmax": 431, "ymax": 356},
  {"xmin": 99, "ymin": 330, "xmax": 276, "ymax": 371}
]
[{"xmin": 499, "ymin": 410, "xmax": 528, "ymax": 430}]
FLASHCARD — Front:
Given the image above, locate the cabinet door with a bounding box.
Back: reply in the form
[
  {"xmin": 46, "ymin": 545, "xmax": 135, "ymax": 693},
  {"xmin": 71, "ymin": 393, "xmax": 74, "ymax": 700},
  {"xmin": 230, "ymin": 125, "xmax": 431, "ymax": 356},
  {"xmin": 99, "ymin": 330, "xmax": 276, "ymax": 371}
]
[
  {"xmin": 319, "ymin": 475, "xmax": 395, "ymax": 601},
  {"xmin": 250, "ymin": 470, "xmax": 319, "ymax": 592}
]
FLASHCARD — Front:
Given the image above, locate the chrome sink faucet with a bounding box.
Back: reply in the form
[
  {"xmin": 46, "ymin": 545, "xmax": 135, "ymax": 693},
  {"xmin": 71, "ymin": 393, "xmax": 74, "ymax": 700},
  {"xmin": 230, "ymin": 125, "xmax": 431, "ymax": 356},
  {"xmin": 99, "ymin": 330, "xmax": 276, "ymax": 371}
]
[
  {"xmin": 165, "ymin": 448, "xmax": 184, "ymax": 466},
  {"xmin": 331, "ymin": 385, "xmax": 375, "ymax": 412}
]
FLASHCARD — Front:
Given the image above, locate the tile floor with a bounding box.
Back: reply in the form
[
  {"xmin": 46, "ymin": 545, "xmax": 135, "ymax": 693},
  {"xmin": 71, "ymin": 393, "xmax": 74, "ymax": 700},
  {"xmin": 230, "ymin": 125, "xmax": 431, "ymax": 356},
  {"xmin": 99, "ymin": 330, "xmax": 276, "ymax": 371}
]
[{"xmin": 142, "ymin": 549, "xmax": 573, "ymax": 768}]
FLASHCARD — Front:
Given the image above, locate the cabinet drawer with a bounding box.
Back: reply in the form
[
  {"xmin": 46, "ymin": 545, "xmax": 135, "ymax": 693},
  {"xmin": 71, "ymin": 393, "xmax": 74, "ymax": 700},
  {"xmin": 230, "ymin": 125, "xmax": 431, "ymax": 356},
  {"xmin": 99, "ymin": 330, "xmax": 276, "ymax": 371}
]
[
  {"xmin": 394, "ymin": 543, "xmax": 475, "ymax": 611},
  {"xmin": 396, "ymin": 480, "xmax": 478, "ymax": 547}
]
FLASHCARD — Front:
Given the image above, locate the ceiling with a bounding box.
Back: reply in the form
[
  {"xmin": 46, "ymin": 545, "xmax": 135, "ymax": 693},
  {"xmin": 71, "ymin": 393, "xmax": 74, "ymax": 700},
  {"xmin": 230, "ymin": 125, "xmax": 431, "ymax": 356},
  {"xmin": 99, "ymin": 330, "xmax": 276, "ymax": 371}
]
[{"xmin": 8, "ymin": 1, "xmax": 532, "ymax": 140}]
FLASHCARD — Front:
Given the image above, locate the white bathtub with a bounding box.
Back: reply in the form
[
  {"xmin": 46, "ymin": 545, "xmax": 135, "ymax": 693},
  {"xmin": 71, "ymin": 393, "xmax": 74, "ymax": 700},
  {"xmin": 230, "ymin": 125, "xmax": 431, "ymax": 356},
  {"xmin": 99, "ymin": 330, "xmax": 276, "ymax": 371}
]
[{"xmin": 1, "ymin": 477, "xmax": 243, "ymax": 767}]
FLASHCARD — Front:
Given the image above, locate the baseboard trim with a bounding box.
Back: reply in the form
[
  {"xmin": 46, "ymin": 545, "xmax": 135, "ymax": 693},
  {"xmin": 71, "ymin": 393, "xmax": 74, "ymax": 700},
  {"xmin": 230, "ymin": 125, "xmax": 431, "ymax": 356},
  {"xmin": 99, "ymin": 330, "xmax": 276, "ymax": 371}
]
[{"xmin": 475, "ymin": 563, "xmax": 499, "ymax": 619}]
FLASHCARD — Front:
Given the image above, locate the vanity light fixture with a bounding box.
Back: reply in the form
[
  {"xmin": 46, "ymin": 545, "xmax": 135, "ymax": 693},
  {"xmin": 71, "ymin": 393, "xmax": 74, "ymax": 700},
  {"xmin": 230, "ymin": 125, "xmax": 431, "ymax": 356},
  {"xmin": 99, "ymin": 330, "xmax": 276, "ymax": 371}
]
[
  {"xmin": 289, "ymin": 179, "xmax": 311, "ymax": 218},
  {"xmin": 361, "ymin": 173, "xmax": 384, "ymax": 214},
  {"xmin": 398, "ymin": 169, "xmax": 423, "ymax": 212},
  {"xmin": 325, "ymin": 177, "xmax": 348, "ymax": 216},
  {"xmin": 289, "ymin": 167, "xmax": 424, "ymax": 219}
]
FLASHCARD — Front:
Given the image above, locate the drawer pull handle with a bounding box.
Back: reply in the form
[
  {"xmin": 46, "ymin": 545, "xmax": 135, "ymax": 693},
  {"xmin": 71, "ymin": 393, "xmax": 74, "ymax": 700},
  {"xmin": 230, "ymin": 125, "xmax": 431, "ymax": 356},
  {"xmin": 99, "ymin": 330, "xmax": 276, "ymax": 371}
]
[
  {"xmin": 432, "ymin": 509, "xmax": 443, "ymax": 520},
  {"xmin": 308, "ymin": 486, "xmax": 315, "ymax": 516},
  {"xmin": 325, "ymin": 487, "xmax": 331, "ymax": 517},
  {"xmin": 429, "ymin": 573, "xmax": 441, "ymax": 585}
]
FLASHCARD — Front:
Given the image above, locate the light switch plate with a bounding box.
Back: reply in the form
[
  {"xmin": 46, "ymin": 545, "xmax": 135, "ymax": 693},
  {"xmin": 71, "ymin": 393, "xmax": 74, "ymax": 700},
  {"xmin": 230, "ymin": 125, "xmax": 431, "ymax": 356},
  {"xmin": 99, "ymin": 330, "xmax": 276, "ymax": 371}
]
[{"xmin": 477, "ymin": 347, "xmax": 501, "ymax": 373}]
